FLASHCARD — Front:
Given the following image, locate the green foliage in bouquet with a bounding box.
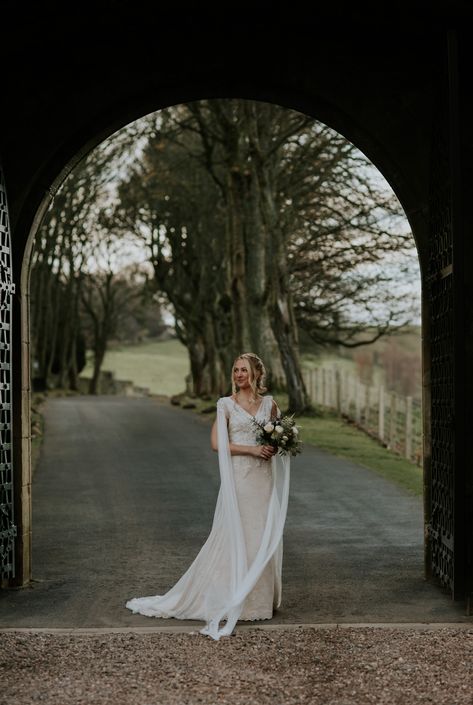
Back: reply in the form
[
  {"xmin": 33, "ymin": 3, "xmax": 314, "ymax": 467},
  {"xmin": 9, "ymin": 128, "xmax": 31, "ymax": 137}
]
[{"xmin": 252, "ymin": 414, "xmax": 303, "ymax": 457}]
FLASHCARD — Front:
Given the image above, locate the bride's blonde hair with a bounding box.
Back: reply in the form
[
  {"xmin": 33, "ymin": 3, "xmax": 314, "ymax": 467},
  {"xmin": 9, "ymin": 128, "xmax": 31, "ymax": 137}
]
[{"xmin": 231, "ymin": 352, "xmax": 267, "ymax": 398}]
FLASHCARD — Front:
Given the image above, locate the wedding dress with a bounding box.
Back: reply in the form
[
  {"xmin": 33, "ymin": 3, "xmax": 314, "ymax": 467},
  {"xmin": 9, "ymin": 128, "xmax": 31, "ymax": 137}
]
[{"xmin": 125, "ymin": 394, "xmax": 290, "ymax": 640}]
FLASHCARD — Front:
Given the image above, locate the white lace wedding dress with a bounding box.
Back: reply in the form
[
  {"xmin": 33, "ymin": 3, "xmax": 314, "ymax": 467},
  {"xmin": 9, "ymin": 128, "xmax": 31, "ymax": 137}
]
[{"xmin": 125, "ymin": 395, "xmax": 290, "ymax": 640}]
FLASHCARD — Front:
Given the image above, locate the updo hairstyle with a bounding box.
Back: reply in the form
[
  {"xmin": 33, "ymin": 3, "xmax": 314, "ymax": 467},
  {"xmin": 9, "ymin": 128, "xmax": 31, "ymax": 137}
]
[{"xmin": 231, "ymin": 352, "xmax": 268, "ymax": 398}]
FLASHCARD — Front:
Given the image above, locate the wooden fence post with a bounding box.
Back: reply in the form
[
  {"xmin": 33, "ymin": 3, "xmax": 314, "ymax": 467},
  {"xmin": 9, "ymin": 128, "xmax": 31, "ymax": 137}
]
[
  {"xmin": 349, "ymin": 374, "xmax": 355, "ymax": 417},
  {"xmin": 389, "ymin": 393, "xmax": 396, "ymax": 450},
  {"xmin": 335, "ymin": 367, "xmax": 341, "ymax": 413},
  {"xmin": 364, "ymin": 385, "xmax": 371, "ymax": 427},
  {"xmin": 335, "ymin": 367, "xmax": 343, "ymax": 414},
  {"xmin": 405, "ymin": 396, "xmax": 413, "ymax": 460},
  {"xmin": 378, "ymin": 385, "xmax": 385, "ymax": 441},
  {"xmin": 342, "ymin": 370, "xmax": 349, "ymax": 414},
  {"xmin": 308, "ymin": 369, "xmax": 314, "ymax": 403},
  {"xmin": 355, "ymin": 382, "xmax": 362, "ymax": 423},
  {"xmin": 314, "ymin": 367, "xmax": 320, "ymax": 404}
]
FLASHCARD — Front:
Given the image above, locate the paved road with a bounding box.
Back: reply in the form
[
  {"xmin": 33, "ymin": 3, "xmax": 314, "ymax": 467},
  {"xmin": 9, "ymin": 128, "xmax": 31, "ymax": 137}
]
[{"xmin": 0, "ymin": 396, "xmax": 470, "ymax": 628}]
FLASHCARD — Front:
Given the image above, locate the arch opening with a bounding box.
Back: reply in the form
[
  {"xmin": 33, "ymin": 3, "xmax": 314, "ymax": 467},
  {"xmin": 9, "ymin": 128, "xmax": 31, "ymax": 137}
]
[{"xmin": 9, "ymin": 95, "xmax": 443, "ymax": 626}]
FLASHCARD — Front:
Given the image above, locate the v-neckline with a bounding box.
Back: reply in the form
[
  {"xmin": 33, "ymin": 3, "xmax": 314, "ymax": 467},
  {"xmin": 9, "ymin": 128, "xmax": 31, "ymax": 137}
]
[{"xmin": 232, "ymin": 395, "xmax": 266, "ymax": 419}]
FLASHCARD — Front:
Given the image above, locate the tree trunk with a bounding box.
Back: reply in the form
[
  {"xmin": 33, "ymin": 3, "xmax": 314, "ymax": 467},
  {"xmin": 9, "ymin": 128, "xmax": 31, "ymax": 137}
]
[
  {"xmin": 68, "ymin": 330, "xmax": 79, "ymax": 390},
  {"xmin": 186, "ymin": 333, "xmax": 207, "ymax": 396},
  {"xmin": 224, "ymin": 150, "xmax": 285, "ymax": 388},
  {"xmin": 227, "ymin": 167, "xmax": 252, "ymax": 355},
  {"xmin": 186, "ymin": 315, "xmax": 229, "ymax": 397},
  {"xmin": 249, "ymin": 120, "xmax": 309, "ymax": 411},
  {"xmin": 89, "ymin": 344, "xmax": 106, "ymax": 395},
  {"xmin": 272, "ymin": 294, "xmax": 309, "ymax": 412}
]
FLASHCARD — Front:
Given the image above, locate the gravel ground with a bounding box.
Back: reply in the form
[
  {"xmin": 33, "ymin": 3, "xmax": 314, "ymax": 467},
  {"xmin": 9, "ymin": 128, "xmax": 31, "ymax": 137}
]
[{"xmin": 1, "ymin": 626, "xmax": 473, "ymax": 705}]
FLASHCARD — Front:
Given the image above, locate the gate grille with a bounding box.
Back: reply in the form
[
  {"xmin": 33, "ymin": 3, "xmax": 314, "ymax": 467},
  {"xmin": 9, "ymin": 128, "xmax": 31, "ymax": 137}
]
[
  {"xmin": 429, "ymin": 275, "xmax": 454, "ymax": 589},
  {"xmin": 427, "ymin": 70, "xmax": 455, "ymax": 593},
  {"xmin": 0, "ymin": 166, "xmax": 16, "ymax": 581}
]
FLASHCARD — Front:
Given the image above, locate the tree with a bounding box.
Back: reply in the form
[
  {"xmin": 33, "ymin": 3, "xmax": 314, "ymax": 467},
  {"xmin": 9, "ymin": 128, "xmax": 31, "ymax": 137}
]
[
  {"xmin": 107, "ymin": 100, "xmax": 416, "ymax": 411},
  {"xmin": 30, "ymin": 127, "xmax": 165, "ymax": 392},
  {"xmin": 80, "ymin": 268, "xmax": 142, "ymax": 394},
  {"xmin": 30, "ymin": 168, "xmax": 93, "ymax": 390},
  {"xmin": 32, "ymin": 99, "xmax": 419, "ymax": 411},
  {"xmin": 109, "ymin": 102, "xmax": 313, "ymax": 408},
  {"xmin": 284, "ymin": 130, "xmax": 416, "ymax": 347}
]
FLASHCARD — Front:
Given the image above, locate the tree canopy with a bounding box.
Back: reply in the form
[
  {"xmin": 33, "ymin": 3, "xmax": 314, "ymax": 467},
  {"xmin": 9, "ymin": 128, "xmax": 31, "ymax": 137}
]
[{"xmin": 30, "ymin": 99, "xmax": 419, "ymax": 410}]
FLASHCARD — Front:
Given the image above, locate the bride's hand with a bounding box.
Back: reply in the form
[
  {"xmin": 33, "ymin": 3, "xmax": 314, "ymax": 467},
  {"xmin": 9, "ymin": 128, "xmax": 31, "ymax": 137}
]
[{"xmin": 253, "ymin": 445, "xmax": 276, "ymax": 460}]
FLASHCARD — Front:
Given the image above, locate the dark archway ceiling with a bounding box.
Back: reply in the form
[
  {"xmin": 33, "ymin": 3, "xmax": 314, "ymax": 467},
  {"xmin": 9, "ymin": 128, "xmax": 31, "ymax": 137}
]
[{"xmin": 1, "ymin": 0, "xmax": 471, "ymax": 265}]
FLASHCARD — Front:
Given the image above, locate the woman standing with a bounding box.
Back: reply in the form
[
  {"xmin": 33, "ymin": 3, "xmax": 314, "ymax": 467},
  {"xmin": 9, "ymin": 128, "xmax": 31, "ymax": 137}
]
[{"xmin": 126, "ymin": 352, "xmax": 291, "ymax": 640}]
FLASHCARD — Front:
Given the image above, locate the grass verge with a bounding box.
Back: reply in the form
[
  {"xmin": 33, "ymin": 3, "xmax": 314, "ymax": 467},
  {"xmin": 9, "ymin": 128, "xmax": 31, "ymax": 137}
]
[{"xmin": 298, "ymin": 410, "xmax": 423, "ymax": 496}]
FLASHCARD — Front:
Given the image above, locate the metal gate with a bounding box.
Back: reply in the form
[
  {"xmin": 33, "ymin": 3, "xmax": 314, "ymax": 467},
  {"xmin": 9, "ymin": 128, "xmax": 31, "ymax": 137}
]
[
  {"xmin": 0, "ymin": 165, "xmax": 16, "ymax": 581},
  {"xmin": 427, "ymin": 134, "xmax": 455, "ymax": 592},
  {"xmin": 427, "ymin": 34, "xmax": 467, "ymax": 601}
]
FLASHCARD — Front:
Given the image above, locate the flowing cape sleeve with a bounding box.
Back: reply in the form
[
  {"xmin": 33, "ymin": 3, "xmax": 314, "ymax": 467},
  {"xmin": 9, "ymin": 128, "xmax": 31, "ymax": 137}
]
[{"xmin": 199, "ymin": 396, "xmax": 291, "ymax": 640}]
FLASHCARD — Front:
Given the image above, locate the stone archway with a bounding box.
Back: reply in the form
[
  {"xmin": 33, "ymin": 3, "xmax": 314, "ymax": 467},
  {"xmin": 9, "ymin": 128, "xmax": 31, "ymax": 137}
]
[
  {"xmin": 0, "ymin": 6, "xmax": 471, "ymax": 610},
  {"xmin": 9, "ymin": 96, "xmax": 429, "ymax": 592}
]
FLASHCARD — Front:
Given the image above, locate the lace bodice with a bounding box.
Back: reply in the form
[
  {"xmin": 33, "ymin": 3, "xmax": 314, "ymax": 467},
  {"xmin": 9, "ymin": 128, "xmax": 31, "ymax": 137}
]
[{"xmin": 221, "ymin": 396, "xmax": 274, "ymax": 446}]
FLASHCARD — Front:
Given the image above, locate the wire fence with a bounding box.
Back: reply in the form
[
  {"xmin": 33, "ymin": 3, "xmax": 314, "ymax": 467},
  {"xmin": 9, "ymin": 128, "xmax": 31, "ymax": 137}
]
[{"xmin": 302, "ymin": 365, "xmax": 423, "ymax": 466}]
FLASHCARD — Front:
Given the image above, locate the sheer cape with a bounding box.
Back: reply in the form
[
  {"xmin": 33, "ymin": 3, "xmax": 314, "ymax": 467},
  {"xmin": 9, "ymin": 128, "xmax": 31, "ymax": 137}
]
[{"xmin": 125, "ymin": 395, "xmax": 291, "ymax": 640}]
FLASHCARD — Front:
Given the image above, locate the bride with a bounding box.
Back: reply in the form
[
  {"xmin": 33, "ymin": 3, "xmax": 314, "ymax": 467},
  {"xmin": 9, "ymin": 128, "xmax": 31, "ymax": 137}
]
[{"xmin": 125, "ymin": 352, "xmax": 291, "ymax": 640}]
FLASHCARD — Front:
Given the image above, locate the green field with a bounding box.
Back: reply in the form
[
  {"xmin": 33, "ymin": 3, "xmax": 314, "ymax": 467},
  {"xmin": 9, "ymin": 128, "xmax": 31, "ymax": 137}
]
[
  {"xmin": 80, "ymin": 338, "xmax": 369, "ymax": 397},
  {"xmin": 81, "ymin": 338, "xmax": 190, "ymax": 397},
  {"xmin": 81, "ymin": 339, "xmax": 359, "ymax": 397}
]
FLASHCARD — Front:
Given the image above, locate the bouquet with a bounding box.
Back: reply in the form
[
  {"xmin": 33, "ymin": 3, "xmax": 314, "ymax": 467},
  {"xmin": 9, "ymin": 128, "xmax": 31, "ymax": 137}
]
[{"xmin": 252, "ymin": 413, "xmax": 302, "ymax": 457}]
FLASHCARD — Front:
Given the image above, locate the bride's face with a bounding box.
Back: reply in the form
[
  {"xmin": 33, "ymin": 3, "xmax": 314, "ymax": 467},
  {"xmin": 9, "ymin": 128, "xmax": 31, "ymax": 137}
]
[{"xmin": 233, "ymin": 359, "xmax": 252, "ymax": 390}]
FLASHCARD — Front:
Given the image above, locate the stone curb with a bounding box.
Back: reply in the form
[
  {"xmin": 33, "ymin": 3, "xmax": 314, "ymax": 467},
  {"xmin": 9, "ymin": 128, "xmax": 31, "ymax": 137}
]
[{"xmin": 1, "ymin": 622, "xmax": 472, "ymax": 635}]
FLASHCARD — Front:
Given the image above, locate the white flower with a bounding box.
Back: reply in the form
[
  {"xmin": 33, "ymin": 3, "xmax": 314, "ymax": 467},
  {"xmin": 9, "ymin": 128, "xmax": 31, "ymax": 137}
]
[
  {"xmin": 275, "ymin": 425, "xmax": 284, "ymax": 435},
  {"xmin": 293, "ymin": 427, "xmax": 299, "ymax": 436},
  {"xmin": 264, "ymin": 422, "xmax": 275, "ymax": 433},
  {"xmin": 282, "ymin": 435, "xmax": 288, "ymax": 441}
]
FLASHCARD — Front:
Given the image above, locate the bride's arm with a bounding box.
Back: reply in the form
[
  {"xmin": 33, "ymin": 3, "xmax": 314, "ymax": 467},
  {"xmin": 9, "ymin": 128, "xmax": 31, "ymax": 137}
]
[{"xmin": 210, "ymin": 419, "xmax": 269, "ymax": 458}]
